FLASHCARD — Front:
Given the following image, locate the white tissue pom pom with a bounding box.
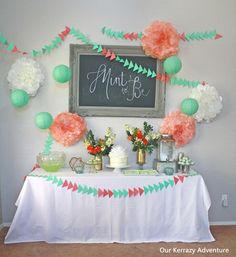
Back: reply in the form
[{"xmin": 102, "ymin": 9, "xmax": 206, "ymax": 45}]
[
  {"xmin": 109, "ymin": 145, "xmax": 127, "ymax": 158},
  {"xmin": 189, "ymin": 84, "xmax": 223, "ymax": 122},
  {"xmin": 7, "ymin": 57, "xmax": 44, "ymax": 96}
]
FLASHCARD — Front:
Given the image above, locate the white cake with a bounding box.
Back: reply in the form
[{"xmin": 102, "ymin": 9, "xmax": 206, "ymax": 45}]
[{"xmin": 109, "ymin": 145, "xmax": 128, "ymax": 167}]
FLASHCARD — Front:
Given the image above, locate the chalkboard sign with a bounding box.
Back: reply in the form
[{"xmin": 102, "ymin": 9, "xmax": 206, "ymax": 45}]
[{"xmin": 69, "ymin": 44, "xmax": 166, "ymax": 117}]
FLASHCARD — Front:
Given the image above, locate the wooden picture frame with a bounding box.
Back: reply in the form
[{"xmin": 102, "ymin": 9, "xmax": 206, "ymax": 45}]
[{"xmin": 69, "ymin": 44, "xmax": 166, "ymax": 117}]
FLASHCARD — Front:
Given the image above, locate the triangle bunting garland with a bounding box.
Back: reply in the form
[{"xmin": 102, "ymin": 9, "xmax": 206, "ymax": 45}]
[{"xmin": 28, "ymin": 174, "xmax": 195, "ymax": 199}]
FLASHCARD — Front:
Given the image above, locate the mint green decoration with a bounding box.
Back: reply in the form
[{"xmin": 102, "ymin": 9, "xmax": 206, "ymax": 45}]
[
  {"xmin": 170, "ymin": 77, "xmax": 200, "ymax": 87},
  {"xmin": 164, "ymin": 56, "xmax": 182, "ymax": 74},
  {"xmin": 185, "ymin": 31, "xmax": 217, "ymax": 41},
  {"xmin": 181, "ymin": 98, "xmax": 199, "ymax": 116},
  {"xmin": 53, "ymin": 64, "xmax": 72, "ymax": 83},
  {"xmin": 10, "ymin": 89, "xmax": 29, "ymax": 108},
  {"xmin": 35, "ymin": 112, "xmax": 53, "ymax": 129},
  {"xmin": 43, "ymin": 133, "xmax": 54, "ymax": 154},
  {"xmin": 27, "ymin": 173, "xmax": 195, "ymax": 198}
]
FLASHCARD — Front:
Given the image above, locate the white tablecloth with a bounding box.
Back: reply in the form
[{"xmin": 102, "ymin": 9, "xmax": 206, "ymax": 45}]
[{"xmin": 5, "ymin": 168, "xmax": 214, "ymax": 243}]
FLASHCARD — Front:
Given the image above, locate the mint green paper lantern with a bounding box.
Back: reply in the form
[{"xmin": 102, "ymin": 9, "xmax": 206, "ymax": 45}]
[
  {"xmin": 35, "ymin": 112, "xmax": 53, "ymax": 129},
  {"xmin": 53, "ymin": 64, "xmax": 72, "ymax": 83},
  {"xmin": 164, "ymin": 56, "xmax": 182, "ymax": 74},
  {"xmin": 181, "ymin": 98, "xmax": 199, "ymax": 116},
  {"xmin": 10, "ymin": 89, "xmax": 29, "ymax": 108}
]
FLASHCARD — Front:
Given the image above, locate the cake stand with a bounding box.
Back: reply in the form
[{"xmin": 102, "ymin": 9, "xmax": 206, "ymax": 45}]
[{"xmin": 106, "ymin": 165, "xmax": 130, "ymax": 174}]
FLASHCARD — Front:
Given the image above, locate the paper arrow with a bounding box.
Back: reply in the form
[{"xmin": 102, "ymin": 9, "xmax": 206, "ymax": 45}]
[
  {"xmin": 139, "ymin": 187, "xmax": 144, "ymax": 196},
  {"xmin": 72, "ymin": 183, "xmax": 78, "ymax": 192},
  {"xmin": 67, "ymin": 181, "xmax": 73, "ymax": 190}
]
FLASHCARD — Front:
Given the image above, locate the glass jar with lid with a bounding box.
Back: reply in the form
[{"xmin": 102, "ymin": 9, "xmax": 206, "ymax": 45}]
[{"xmin": 157, "ymin": 134, "xmax": 175, "ymax": 161}]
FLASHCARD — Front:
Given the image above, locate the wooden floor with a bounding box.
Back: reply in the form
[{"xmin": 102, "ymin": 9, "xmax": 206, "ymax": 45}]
[{"xmin": 0, "ymin": 226, "xmax": 236, "ymax": 257}]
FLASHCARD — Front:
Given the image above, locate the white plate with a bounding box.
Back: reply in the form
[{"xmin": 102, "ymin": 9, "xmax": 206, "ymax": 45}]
[{"xmin": 106, "ymin": 165, "xmax": 130, "ymax": 169}]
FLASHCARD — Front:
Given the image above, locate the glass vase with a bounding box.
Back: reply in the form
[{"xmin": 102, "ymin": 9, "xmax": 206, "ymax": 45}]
[
  {"xmin": 94, "ymin": 155, "xmax": 103, "ymax": 171},
  {"xmin": 136, "ymin": 149, "xmax": 146, "ymax": 170}
]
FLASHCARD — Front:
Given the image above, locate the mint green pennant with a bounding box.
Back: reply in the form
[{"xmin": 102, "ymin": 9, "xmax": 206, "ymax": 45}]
[
  {"xmin": 52, "ymin": 176, "xmax": 59, "ymax": 184},
  {"xmin": 88, "ymin": 187, "xmax": 93, "ymax": 195},
  {"xmin": 138, "ymin": 65, "xmax": 143, "ymax": 73},
  {"xmin": 153, "ymin": 184, "xmax": 159, "ymax": 191},
  {"xmin": 142, "ymin": 67, "xmax": 147, "ymax": 74},
  {"xmin": 151, "ymin": 71, "xmax": 156, "ymax": 78},
  {"xmin": 115, "ymin": 56, "xmax": 121, "ymax": 61},
  {"xmin": 128, "ymin": 61, "xmax": 134, "ymax": 70},
  {"xmin": 168, "ymin": 179, "xmax": 174, "ymax": 187},
  {"xmin": 46, "ymin": 175, "xmax": 53, "ymax": 181},
  {"xmin": 93, "ymin": 188, "xmax": 97, "ymax": 196},
  {"xmin": 159, "ymin": 182, "xmax": 164, "ymax": 190},
  {"xmin": 133, "ymin": 63, "xmax": 139, "ymax": 72},
  {"xmin": 148, "ymin": 185, "xmax": 154, "ymax": 193},
  {"xmin": 123, "ymin": 59, "xmax": 129, "ymax": 67},
  {"xmin": 97, "ymin": 45, "xmax": 103, "ymax": 53},
  {"xmin": 123, "ymin": 189, "xmax": 128, "ymax": 197},
  {"xmin": 118, "ymin": 190, "xmax": 123, "ymax": 198},
  {"xmin": 82, "ymin": 185, "xmax": 88, "ymax": 194},
  {"xmin": 6, "ymin": 43, "xmax": 14, "ymax": 51},
  {"xmin": 164, "ymin": 180, "xmax": 169, "ymax": 188},
  {"xmin": 92, "ymin": 44, "xmax": 99, "ymax": 50},
  {"xmin": 113, "ymin": 190, "xmax": 118, "ymax": 198},
  {"xmin": 57, "ymin": 178, "xmax": 63, "ymax": 187},
  {"xmin": 78, "ymin": 185, "xmax": 83, "ymax": 193},
  {"xmin": 0, "ymin": 33, "xmax": 7, "ymax": 44},
  {"xmin": 147, "ymin": 69, "xmax": 152, "ymax": 78},
  {"xmin": 144, "ymin": 186, "xmax": 149, "ymax": 194}
]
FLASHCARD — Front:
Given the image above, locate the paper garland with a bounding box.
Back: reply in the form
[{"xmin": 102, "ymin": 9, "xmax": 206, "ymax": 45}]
[
  {"xmin": 0, "ymin": 27, "xmax": 70, "ymax": 57},
  {"xmin": 28, "ymin": 173, "xmax": 194, "ymax": 198},
  {"xmin": 0, "ymin": 26, "xmax": 207, "ymax": 87},
  {"xmin": 101, "ymin": 26, "xmax": 222, "ymax": 42},
  {"xmin": 101, "ymin": 27, "xmax": 143, "ymax": 40},
  {"xmin": 43, "ymin": 133, "xmax": 53, "ymax": 154}
]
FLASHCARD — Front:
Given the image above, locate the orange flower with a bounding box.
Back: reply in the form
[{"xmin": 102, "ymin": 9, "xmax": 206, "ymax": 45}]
[
  {"xmin": 143, "ymin": 138, "xmax": 148, "ymax": 145},
  {"xmin": 136, "ymin": 130, "xmax": 143, "ymax": 139},
  {"xmin": 128, "ymin": 135, "xmax": 132, "ymax": 141},
  {"xmin": 141, "ymin": 20, "xmax": 179, "ymax": 60}
]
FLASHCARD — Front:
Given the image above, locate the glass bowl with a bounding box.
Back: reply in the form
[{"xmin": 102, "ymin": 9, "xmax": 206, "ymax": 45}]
[{"xmin": 37, "ymin": 151, "xmax": 66, "ymax": 172}]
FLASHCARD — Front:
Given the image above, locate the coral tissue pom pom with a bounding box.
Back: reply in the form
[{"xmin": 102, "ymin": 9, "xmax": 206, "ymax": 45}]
[
  {"xmin": 141, "ymin": 20, "xmax": 180, "ymax": 60},
  {"xmin": 50, "ymin": 112, "xmax": 87, "ymax": 146}
]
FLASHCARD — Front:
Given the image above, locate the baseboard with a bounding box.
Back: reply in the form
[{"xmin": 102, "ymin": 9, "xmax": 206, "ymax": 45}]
[
  {"xmin": 0, "ymin": 222, "xmax": 11, "ymax": 229},
  {"xmin": 210, "ymin": 221, "xmax": 236, "ymax": 225}
]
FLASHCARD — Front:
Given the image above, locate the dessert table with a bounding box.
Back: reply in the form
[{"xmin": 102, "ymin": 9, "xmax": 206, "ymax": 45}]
[{"xmin": 5, "ymin": 168, "xmax": 214, "ymax": 244}]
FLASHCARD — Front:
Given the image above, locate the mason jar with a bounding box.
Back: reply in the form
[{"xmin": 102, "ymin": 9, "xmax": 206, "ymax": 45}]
[{"xmin": 157, "ymin": 134, "xmax": 175, "ymax": 161}]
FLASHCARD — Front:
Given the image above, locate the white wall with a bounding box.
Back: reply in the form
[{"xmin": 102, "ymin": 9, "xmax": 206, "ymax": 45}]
[{"xmin": 0, "ymin": 0, "xmax": 235, "ymax": 223}]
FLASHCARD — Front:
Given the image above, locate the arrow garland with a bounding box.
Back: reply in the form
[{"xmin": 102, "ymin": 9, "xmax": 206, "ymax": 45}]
[
  {"xmin": 0, "ymin": 26, "xmax": 207, "ymax": 87},
  {"xmin": 101, "ymin": 26, "xmax": 143, "ymax": 40},
  {"xmin": 28, "ymin": 173, "xmax": 197, "ymax": 199},
  {"xmin": 101, "ymin": 26, "xmax": 223, "ymax": 42},
  {"xmin": 0, "ymin": 27, "xmax": 70, "ymax": 57},
  {"xmin": 43, "ymin": 133, "xmax": 53, "ymax": 154}
]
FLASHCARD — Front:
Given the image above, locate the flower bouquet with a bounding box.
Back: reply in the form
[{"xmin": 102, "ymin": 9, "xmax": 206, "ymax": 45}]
[
  {"xmin": 125, "ymin": 122, "xmax": 160, "ymax": 169},
  {"xmin": 125, "ymin": 122, "xmax": 160, "ymax": 154},
  {"xmin": 84, "ymin": 128, "xmax": 116, "ymax": 171}
]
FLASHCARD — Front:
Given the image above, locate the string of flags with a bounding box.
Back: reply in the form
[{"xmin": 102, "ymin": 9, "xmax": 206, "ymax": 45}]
[
  {"xmin": 101, "ymin": 26, "xmax": 223, "ymax": 41},
  {"xmin": 0, "ymin": 25, "xmax": 222, "ymax": 87},
  {"xmin": 27, "ymin": 173, "xmax": 193, "ymax": 198}
]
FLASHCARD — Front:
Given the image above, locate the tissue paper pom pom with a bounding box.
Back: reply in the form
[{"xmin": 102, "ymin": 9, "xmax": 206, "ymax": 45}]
[
  {"xmin": 50, "ymin": 112, "xmax": 87, "ymax": 146},
  {"xmin": 141, "ymin": 20, "xmax": 180, "ymax": 60},
  {"xmin": 160, "ymin": 111, "xmax": 196, "ymax": 148},
  {"xmin": 189, "ymin": 84, "xmax": 223, "ymax": 122},
  {"xmin": 7, "ymin": 57, "xmax": 44, "ymax": 96}
]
